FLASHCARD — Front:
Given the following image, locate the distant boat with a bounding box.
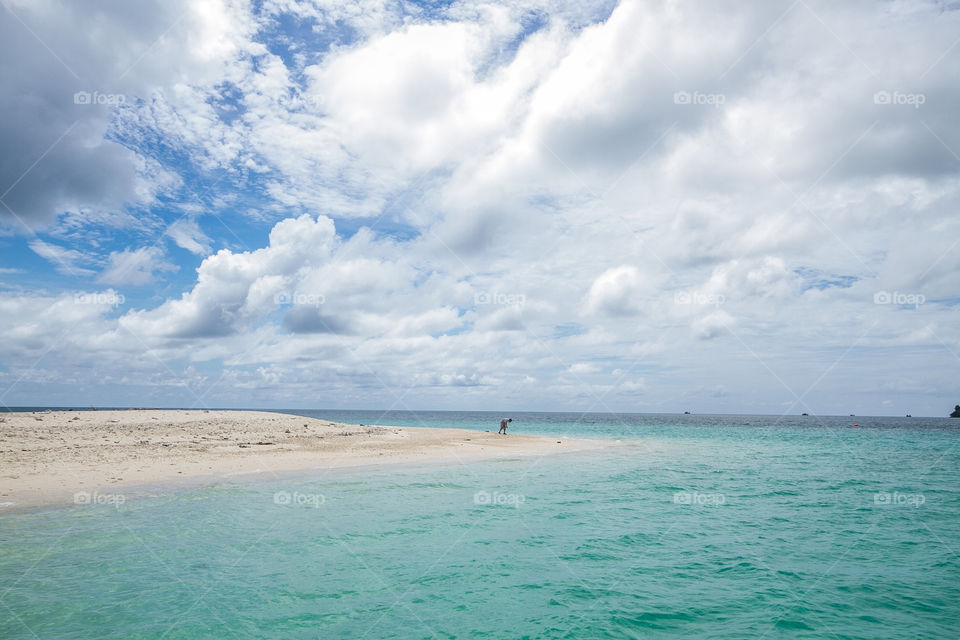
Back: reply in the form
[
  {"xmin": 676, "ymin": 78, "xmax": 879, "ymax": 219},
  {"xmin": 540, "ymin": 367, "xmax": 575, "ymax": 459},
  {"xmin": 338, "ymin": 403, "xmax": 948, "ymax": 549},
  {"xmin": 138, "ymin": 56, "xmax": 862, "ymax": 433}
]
[
  {"xmin": 683, "ymin": 411, "xmax": 690, "ymax": 414},
  {"xmin": 906, "ymin": 414, "xmax": 912, "ymax": 417},
  {"xmin": 849, "ymin": 414, "xmax": 855, "ymax": 417},
  {"xmin": 802, "ymin": 413, "xmax": 809, "ymax": 416}
]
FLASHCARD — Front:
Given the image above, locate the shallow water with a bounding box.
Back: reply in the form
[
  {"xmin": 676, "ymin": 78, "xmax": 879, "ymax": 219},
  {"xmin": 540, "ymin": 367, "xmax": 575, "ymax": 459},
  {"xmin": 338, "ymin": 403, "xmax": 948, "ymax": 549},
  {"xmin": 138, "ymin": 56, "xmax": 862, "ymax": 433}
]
[{"xmin": 1, "ymin": 412, "xmax": 957, "ymax": 638}]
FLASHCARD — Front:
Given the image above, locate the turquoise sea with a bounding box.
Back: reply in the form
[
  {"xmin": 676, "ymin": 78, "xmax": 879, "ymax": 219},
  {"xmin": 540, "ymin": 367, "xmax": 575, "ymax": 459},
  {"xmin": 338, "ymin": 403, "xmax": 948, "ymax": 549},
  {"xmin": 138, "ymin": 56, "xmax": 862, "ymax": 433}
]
[{"xmin": 1, "ymin": 411, "xmax": 958, "ymax": 638}]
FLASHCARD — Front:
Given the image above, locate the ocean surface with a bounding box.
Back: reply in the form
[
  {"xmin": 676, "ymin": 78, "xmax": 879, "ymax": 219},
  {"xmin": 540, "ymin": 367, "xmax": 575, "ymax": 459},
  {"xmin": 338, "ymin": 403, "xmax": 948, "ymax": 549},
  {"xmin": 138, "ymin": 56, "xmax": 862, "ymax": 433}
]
[{"xmin": 1, "ymin": 411, "xmax": 957, "ymax": 638}]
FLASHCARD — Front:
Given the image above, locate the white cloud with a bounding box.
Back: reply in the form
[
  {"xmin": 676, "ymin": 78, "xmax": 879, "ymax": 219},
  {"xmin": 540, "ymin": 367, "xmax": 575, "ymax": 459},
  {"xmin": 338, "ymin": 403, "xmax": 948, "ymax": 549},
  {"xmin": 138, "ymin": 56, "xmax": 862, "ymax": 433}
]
[
  {"xmin": 0, "ymin": 290, "xmax": 126, "ymax": 365},
  {"xmin": 99, "ymin": 247, "xmax": 178, "ymax": 286},
  {"xmin": 569, "ymin": 362, "xmax": 600, "ymax": 374},
  {"xmin": 121, "ymin": 214, "xmax": 337, "ymax": 338},
  {"xmin": 585, "ymin": 266, "xmax": 647, "ymax": 316},
  {"xmin": 691, "ymin": 310, "xmax": 735, "ymax": 341},
  {"xmin": 475, "ymin": 306, "xmax": 525, "ymax": 332},
  {"xmin": 28, "ymin": 240, "xmax": 96, "ymax": 276},
  {"xmin": 700, "ymin": 256, "xmax": 800, "ymax": 303},
  {"xmin": 166, "ymin": 219, "xmax": 213, "ymax": 256}
]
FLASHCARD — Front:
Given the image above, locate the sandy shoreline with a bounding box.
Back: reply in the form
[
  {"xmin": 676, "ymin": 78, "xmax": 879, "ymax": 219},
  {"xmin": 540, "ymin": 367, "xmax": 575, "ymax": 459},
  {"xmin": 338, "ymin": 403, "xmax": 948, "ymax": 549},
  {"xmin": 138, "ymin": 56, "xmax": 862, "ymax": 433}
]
[{"xmin": 0, "ymin": 410, "xmax": 607, "ymax": 510}]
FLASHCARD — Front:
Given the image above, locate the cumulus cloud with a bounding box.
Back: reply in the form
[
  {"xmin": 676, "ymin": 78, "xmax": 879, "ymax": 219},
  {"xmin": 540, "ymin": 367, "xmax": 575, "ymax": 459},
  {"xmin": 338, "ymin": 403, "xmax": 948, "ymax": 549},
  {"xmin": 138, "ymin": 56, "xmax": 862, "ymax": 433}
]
[
  {"xmin": 701, "ymin": 256, "xmax": 801, "ymax": 303},
  {"xmin": 585, "ymin": 266, "xmax": 647, "ymax": 316},
  {"xmin": 121, "ymin": 214, "xmax": 337, "ymax": 339},
  {"xmin": 692, "ymin": 310, "xmax": 736, "ymax": 341},
  {"xmin": 0, "ymin": 290, "xmax": 125, "ymax": 366}
]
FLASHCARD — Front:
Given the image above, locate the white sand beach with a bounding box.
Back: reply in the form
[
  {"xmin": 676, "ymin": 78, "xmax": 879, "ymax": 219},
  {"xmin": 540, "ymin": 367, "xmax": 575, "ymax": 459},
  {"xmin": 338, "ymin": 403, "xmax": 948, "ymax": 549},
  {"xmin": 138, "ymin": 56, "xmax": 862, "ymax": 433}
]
[{"xmin": 0, "ymin": 410, "xmax": 604, "ymax": 509}]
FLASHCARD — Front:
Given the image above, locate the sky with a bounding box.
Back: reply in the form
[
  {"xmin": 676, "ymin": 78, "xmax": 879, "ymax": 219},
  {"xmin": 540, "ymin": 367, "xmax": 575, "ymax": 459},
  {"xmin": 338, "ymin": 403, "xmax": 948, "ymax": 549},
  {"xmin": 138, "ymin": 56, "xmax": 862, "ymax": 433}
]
[{"xmin": 0, "ymin": 0, "xmax": 958, "ymax": 416}]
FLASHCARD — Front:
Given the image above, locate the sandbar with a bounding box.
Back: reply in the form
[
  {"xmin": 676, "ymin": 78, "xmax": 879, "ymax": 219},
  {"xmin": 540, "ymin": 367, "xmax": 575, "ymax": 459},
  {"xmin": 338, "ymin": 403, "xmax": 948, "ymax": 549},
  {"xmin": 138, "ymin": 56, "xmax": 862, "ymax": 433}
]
[{"xmin": 0, "ymin": 409, "xmax": 605, "ymax": 510}]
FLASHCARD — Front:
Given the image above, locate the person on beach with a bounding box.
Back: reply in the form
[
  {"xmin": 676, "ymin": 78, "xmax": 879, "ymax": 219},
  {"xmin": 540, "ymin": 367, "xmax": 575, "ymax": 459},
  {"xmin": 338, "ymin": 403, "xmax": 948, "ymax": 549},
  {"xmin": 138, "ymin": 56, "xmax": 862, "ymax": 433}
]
[{"xmin": 499, "ymin": 418, "xmax": 512, "ymax": 434}]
